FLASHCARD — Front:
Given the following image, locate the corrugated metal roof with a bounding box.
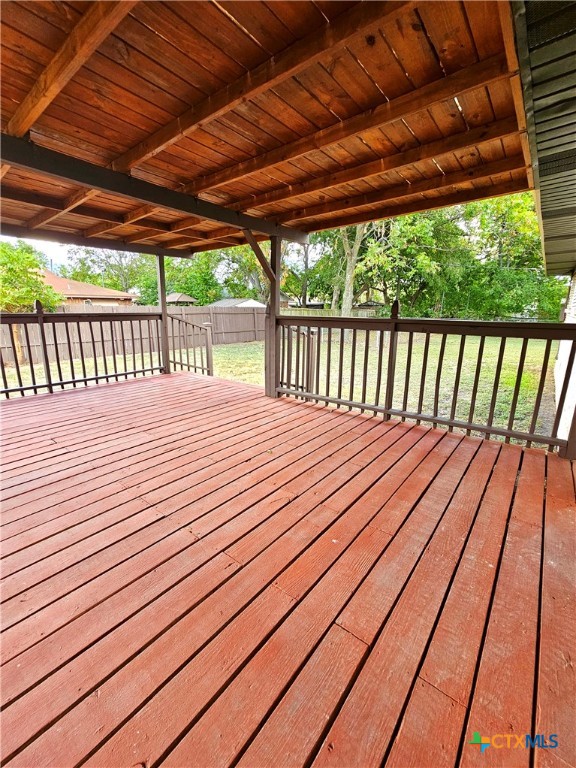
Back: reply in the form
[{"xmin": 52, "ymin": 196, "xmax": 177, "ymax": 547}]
[{"xmin": 514, "ymin": 1, "xmax": 576, "ymax": 275}]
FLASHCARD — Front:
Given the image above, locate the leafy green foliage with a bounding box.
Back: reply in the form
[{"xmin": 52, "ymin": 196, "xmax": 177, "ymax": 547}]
[{"xmin": 0, "ymin": 240, "xmax": 63, "ymax": 312}]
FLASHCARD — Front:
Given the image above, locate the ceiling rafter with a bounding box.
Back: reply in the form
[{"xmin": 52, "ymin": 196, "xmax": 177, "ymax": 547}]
[
  {"xmin": 232, "ymin": 117, "xmax": 521, "ymax": 213},
  {"xmin": 185, "ymin": 54, "xmax": 511, "ymax": 194},
  {"xmin": 27, "ymin": 189, "xmax": 100, "ymax": 229},
  {"xmin": 110, "ymin": 0, "xmax": 413, "ymax": 173},
  {"xmin": 5, "ymin": 1, "xmax": 138, "ymax": 138},
  {"xmin": 296, "ymin": 178, "xmax": 529, "ymax": 233},
  {"xmin": 278, "ymin": 156, "xmax": 525, "ymax": 223}
]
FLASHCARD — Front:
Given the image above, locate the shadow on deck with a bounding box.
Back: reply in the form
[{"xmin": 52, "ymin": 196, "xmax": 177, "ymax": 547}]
[{"xmin": 1, "ymin": 373, "xmax": 574, "ymax": 768}]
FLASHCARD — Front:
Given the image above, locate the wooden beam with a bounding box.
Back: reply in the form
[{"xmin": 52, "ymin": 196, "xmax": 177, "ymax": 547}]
[
  {"xmin": 111, "ymin": 1, "xmax": 413, "ymax": 172},
  {"xmin": 233, "ymin": 117, "xmax": 520, "ymax": 213},
  {"xmin": 301, "ymin": 177, "xmax": 529, "ymax": 232},
  {"xmin": 0, "ymin": 135, "xmax": 308, "ymax": 243},
  {"xmin": 0, "ymin": 164, "xmax": 11, "ymax": 180},
  {"xmin": 185, "ymin": 54, "xmax": 510, "ymax": 194},
  {"xmin": 498, "ymin": 2, "xmax": 534, "ymax": 188},
  {"xmin": 157, "ymin": 255, "xmax": 171, "ymax": 374},
  {"xmin": 0, "ymin": 223, "xmax": 194, "ymax": 258},
  {"xmin": 278, "ymin": 155, "xmax": 525, "ymax": 223},
  {"xmin": 26, "ymin": 188, "xmax": 100, "ymax": 228},
  {"xmin": 83, "ymin": 204, "xmax": 163, "ymax": 237},
  {"xmin": 243, "ymin": 230, "xmax": 275, "ymax": 283},
  {"xmin": 5, "ymin": 1, "xmax": 138, "ymax": 138},
  {"xmin": 265, "ymin": 236, "xmax": 282, "ymax": 397}
]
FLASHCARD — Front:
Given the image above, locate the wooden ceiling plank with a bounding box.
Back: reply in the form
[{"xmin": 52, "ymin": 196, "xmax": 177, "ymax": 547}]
[
  {"xmin": 111, "ymin": 1, "xmax": 414, "ymax": 172},
  {"xmin": 26, "ymin": 188, "xmax": 100, "ymax": 229},
  {"xmin": 279, "ymin": 154, "xmax": 525, "ymax": 223},
  {"xmin": 235, "ymin": 116, "xmax": 519, "ymax": 212},
  {"xmin": 186, "ymin": 54, "xmax": 510, "ymax": 194},
  {"xmin": 0, "ymin": 165, "xmax": 11, "ymax": 180},
  {"xmin": 5, "ymin": 1, "xmax": 138, "ymax": 138}
]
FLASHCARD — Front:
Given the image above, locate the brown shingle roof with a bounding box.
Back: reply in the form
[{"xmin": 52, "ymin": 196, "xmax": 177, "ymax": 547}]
[{"xmin": 42, "ymin": 269, "xmax": 134, "ymax": 300}]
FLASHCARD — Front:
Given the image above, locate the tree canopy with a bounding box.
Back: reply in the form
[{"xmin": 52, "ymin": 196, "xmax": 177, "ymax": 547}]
[{"xmin": 0, "ymin": 240, "xmax": 63, "ymax": 312}]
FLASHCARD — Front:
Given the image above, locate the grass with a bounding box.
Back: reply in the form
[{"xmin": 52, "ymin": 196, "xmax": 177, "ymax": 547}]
[{"xmin": 3, "ymin": 335, "xmax": 558, "ymax": 442}]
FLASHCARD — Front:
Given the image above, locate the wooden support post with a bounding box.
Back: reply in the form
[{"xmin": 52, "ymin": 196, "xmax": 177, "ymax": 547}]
[
  {"xmin": 203, "ymin": 323, "xmax": 214, "ymax": 376},
  {"xmin": 156, "ymin": 255, "xmax": 170, "ymax": 374},
  {"xmin": 34, "ymin": 300, "xmax": 53, "ymax": 393},
  {"xmin": 559, "ymin": 407, "xmax": 576, "ymax": 460},
  {"xmin": 265, "ymin": 236, "xmax": 282, "ymax": 397},
  {"xmin": 384, "ymin": 299, "xmax": 400, "ymax": 420}
]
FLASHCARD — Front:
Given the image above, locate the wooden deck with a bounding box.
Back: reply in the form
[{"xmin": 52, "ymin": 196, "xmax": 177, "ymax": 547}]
[{"xmin": 1, "ymin": 373, "xmax": 574, "ymax": 768}]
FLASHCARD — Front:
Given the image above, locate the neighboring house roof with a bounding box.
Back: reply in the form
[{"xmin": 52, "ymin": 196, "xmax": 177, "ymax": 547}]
[
  {"xmin": 42, "ymin": 269, "xmax": 134, "ymax": 300},
  {"xmin": 166, "ymin": 292, "xmax": 197, "ymax": 303},
  {"xmin": 208, "ymin": 298, "xmax": 266, "ymax": 308}
]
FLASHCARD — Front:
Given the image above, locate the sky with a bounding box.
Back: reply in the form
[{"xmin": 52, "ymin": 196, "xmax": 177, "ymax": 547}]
[{"xmin": 1, "ymin": 234, "xmax": 70, "ymax": 270}]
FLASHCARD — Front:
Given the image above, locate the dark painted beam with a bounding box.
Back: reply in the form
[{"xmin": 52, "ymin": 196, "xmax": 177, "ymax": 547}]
[{"xmin": 0, "ymin": 135, "xmax": 308, "ymax": 244}]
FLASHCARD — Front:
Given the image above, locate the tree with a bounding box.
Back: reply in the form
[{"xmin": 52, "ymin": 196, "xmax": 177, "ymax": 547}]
[
  {"xmin": 166, "ymin": 252, "xmax": 222, "ymax": 305},
  {"xmin": 220, "ymin": 245, "xmax": 268, "ymax": 302},
  {"xmin": 0, "ymin": 240, "xmax": 63, "ymax": 312},
  {"xmin": 60, "ymin": 247, "xmax": 152, "ymax": 293},
  {"xmin": 340, "ymin": 224, "xmax": 367, "ymax": 316}
]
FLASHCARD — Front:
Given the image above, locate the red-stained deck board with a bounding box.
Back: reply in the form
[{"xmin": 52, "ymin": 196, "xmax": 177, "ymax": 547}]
[{"xmin": 1, "ymin": 373, "xmax": 573, "ymax": 768}]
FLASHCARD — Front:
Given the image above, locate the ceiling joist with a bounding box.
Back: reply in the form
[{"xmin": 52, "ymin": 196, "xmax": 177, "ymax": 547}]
[
  {"xmin": 27, "ymin": 188, "xmax": 100, "ymax": 229},
  {"xmin": 186, "ymin": 54, "xmax": 511, "ymax": 194},
  {"xmin": 111, "ymin": 0, "xmax": 413, "ymax": 173},
  {"xmin": 5, "ymin": 1, "xmax": 138, "ymax": 138},
  {"xmin": 278, "ymin": 156, "xmax": 525, "ymax": 223}
]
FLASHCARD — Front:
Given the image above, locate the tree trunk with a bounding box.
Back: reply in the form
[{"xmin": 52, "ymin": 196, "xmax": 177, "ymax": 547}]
[
  {"xmin": 331, "ymin": 284, "xmax": 340, "ymax": 310},
  {"xmin": 341, "ymin": 224, "xmax": 366, "ymax": 317}
]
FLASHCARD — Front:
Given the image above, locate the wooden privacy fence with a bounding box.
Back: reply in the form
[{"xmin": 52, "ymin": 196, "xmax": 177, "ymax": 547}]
[
  {"xmin": 0, "ymin": 302, "xmax": 213, "ymax": 397},
  {"xmin": 56, "ymin": 304, "xmax": 266, "ymax": 345},
  {"xmin": 277, "ymin": 312, "xmax": 576, "ymax": 457}
]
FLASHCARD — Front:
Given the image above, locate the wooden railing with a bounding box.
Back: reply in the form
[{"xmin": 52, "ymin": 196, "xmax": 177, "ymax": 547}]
[
  {"xmin": 168, "ymin": 315, "xmax": 213, "ymax": 375},
  {"xmin": 0, "ymin": 301, "xmax": 213, "ymax": 398},
  {"xmin": 277, "ymin": 310, "xmax": 576, "ymax": 457}
]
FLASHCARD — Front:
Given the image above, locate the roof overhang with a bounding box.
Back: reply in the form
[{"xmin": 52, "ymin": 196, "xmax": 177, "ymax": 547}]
[
  {"xmin": 512, "ymin": 1, "xmax": 576, "ymax": 276},
  {"xmin": 1, "ymin": 1, "xmax": 532, "ymax": 257}
]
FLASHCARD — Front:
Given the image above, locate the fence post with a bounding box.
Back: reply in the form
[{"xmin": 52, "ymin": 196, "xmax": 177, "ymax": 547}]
[
  {"xmin": 34, "ymin": 300, "xmax": 53, "ymax": 393},
  {"xmin": 156, "ymin": 255, "xmax": 171, "ymax": 374},
  {"xmin": 204, "ymin": 323, "xmax": 214, "ymax": 376},
  {"xmin": 383, "ymin": 299, "xmax": 399, "ymax": 420}
]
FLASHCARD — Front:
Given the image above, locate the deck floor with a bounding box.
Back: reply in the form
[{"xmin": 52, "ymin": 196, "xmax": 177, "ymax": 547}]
[{"xmin": 1, "ymin": 373, "xmax": 574, "ymax": 768}]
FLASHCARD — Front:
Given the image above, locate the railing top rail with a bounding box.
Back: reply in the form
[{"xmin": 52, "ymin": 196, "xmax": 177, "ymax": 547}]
[
  {"xmin": 0, "ymin": 311, "xmax": 162, "ymax": 324},
  {"xmin": 169, "ymin": 316, "xmax": 211, "ymax": 332},
  {"xmin": 278, "ymin": 315, "xmax": 576, "ymax": 341}
]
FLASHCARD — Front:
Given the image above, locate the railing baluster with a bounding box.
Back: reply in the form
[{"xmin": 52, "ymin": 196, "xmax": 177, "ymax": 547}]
[
  {"xmin": 485, "ymin": 337, "xmax": 506, "ymax": 440},
  {"xmin": 0, "ymin": 348, "xmax": 10, "ymax": 398},
  {"xmin": 23, "ymin": 324, "xmax": 38, "ymax": 394},
  {"xmin": 139, "ymin": 319, "xmax": 146, "ymax": 374},
  {"xmin": 51, "ymin": 323, "xmax": 65, "ymax": 389},
  {"xmin": 551, "ymin": 339, "xmax": 576, "ymax": 445},
  {"xmin": 8, "ymin": 324, "xmax": 25, "ymax": 396},
  {"xmin": 77, "ymin": 322, "xmax": 88, "ymax": 384},
  {"xmin": 280, "ymin": 325, "xmax": 286, "ymax": 387},
  {"xmin": 349, "ymin": 328, "xmax": 357, "ymax": 410},
  {"xmin": 89, "ymin": 322, "xmax": 99, "ymax": 382},
  {"xmin": 120, "ymin": 321, "xmax": 128, "ymax": 379},
  {"xmin": 286, "ymin": 325, "xmax": 293, "ymax": 391},
  {"xmin": 505, "ymin": 337, "xmax": 528, "ymax": 442},
  {"xmin": 109, "ymin": 320, "xmax": 119, "ymax": 382},
  {"xmin": 315, "ymin": 326, "xmax": 322, "ymax": 397},
  {"xmin": 295, "ymin": 328, "xmax": 301, "ymax": 396},
  {"xmin": 433, "ymin": 333, "xmax": 447, "ymax": 428},
  {"xmin": 374, "ymin": 328, "xmax": 385, "ymax": 408},
  {"xmin": 416, "ymin": 332, "xmax": 430, "ymax": 426},
  {"xmin": 64, "ymin": 321, "xmax": 76, "ymax": 387},
  {"xmin": 449, "ymin": 335, "xmax": 466, "ymax": 432},
  {"xmin": 361, "ymin": 329, "xmax": 370, "ymax": 413},
  {"xmin": 99, "ymin": 321, "xmax": 110, "ymax": 382},
  {"xmin": 527, "ymin": 339, "xmax": 552, "ymax": 447},
  {"xmin": 467, "ymin": 336, "xmax": 485, "ymax": 435},
  {"xmin": 325, "ymin": 327, "xmax": 332, "ymax": 402},
  {"xmin": 337, "ymin": 327, "xmax": 345, "ymax": 407},
  {"xmin": 402, "ymin": 332, "xmax": 413, "ymax": 420},
  {"xmin": 148, "ymin": 318, "xmax": 155, "ymax": 375}
]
